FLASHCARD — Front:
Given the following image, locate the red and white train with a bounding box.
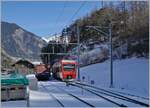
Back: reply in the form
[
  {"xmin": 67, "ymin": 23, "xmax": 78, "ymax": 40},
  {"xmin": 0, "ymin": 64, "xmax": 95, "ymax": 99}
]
[{"xmin": 52, "ymin": 59, "xmax": 77, "ymax": 81}]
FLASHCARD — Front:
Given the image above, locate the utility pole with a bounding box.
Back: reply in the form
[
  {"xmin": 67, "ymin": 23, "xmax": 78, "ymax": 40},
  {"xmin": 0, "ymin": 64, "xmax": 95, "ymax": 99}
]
[
  {"xmin": 48, "ymin": 54, "xmax": 50, "ymax": 64},
  {"xmin": 77, "ymin": 23, "xmax": 80, "ymax": 81},
  {"xmin": 86, "ymin": 23, "xmax": 114, "ymax": 88},
  {"xmin": 109, "ymin": 23, "xmax": 113, "ymax": 88}
]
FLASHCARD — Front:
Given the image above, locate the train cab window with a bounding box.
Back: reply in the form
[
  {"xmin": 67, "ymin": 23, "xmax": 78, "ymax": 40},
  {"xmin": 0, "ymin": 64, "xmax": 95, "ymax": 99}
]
[{"xmin": 63, "ymin": 64, "xmax": 75, "ymax": 71}]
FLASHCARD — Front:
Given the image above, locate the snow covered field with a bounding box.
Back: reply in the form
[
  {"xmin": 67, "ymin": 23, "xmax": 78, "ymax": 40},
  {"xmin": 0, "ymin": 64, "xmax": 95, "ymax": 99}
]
[
  {"xmin": 80, "ymin": 57, "xmax": 149, "ymax": 98},
  {"xmin": 2, "ymin": 80, "xmax": 148, "ymax": 107},
  {"xmin": 1, "ymin": 57, "xmax": 149, "ymax": 107}
]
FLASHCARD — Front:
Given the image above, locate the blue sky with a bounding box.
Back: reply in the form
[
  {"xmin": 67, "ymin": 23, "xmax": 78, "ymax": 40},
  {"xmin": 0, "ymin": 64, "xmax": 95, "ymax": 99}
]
[{"xmin": 2, "ymin": 1, "xmax": 101, "ymax": 37}]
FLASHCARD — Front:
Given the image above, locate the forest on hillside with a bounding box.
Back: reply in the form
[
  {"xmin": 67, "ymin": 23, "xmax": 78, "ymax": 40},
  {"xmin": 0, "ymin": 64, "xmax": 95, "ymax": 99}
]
[
  {"xmin": 64, "ymin": 2, "xmax": 148, "ymax": 54},
  {"xmin": 41, "ymin": 1, "xmax": 149, "ymax": 65}
]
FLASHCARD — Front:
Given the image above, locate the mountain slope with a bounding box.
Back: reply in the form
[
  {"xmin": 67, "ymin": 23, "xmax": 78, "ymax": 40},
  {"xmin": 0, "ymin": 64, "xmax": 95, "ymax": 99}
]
[
  {"xmin": 1, "ymin": 48, "xmax": 14, "ymax": 69},
  {"xmin": 1, "ymin": 21, "xmax": 47, "ymax": 60}
]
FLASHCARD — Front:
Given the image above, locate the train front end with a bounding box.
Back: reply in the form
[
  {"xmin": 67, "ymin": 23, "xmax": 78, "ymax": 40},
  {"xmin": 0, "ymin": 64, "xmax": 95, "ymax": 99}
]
[{"xmin": 61, "ymin": 60, "xmax": 77, "ymax": 81}]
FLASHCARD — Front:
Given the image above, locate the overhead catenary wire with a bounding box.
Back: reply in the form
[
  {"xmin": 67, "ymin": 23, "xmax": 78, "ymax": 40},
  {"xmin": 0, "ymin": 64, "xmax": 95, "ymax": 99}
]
[
  {"xmin": 56, "ymin": 1, "xmax": 87, "ymax": 54},
  {"xmin": 59, "ymin": 1, "xmax": 87, "ymax": 52},
  {"xmin": 45, "ymin": 1, "xmax": 86, "ymax": 37},
  {"xmin": 55, "ymin": 1, "xmax": 67, "ymax": 28},
  {"xmin": 41, "ymin": 2, "xmax": 99, "ymax": 63},
  {"xmin": 43, "ymin": 2, "xmax": 66, "ymax": 38},
  {"xmin": 57, "ymin": 1, "xmax": 87, "ymax": 32},
  {"xmin": 44, "ymin": 1, "xmax": 102, "ymax": 46},
  {"xmin": 66, "ymin": 1, "xmax": 87, "ymax": 26},
  {"xmin": 45, "ymin": 2, "xmax": 101, "ymax": 37}
]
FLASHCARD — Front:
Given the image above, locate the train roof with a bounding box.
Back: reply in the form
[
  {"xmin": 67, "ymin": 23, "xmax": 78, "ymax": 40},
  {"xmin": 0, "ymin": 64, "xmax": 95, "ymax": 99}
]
[{"xmin": 61, "ymin": 59, "xmax": 77, "ymax": 63}]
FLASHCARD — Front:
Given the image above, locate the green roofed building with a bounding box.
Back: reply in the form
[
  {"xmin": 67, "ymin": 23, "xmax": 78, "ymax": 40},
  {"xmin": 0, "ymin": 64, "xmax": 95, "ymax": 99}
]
[
  {"xmin": 1, "ymin": 72, "xmax": 29, "ymax": 85},
  {"xmin": 1, "ymin": 72, "xmax": 29, "ymax": 101}
]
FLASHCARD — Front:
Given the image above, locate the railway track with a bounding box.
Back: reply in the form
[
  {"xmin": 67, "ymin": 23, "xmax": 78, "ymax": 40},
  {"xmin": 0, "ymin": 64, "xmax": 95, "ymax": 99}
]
[
  {"xmin": 69, "ymin": 82, "xmax": 149, "ymax": 107},
  {"xmin": 108, "ymin": 89, "xmax": 149, "ymax": 100},
  {"xmin": 40, "ymin": 82, "xmax": 95, "ymax": 107},
  {"xmin": 69, "ymin": 83, "xmax": 127, "ymax": 107},
  {"xmin": 40, "ymin": 83, "xmax": 65, "ymax": 107}
]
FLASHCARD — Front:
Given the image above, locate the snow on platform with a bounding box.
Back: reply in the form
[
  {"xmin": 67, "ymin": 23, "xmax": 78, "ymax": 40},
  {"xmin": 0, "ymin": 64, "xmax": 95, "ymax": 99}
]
[
  {"xmin": 1, "ymin": 81, "xmax": 117, "ymax": 107},
  {"xmin": 1, "ymin": 79, "xmax": 149, "ymax": 107},
  {"xmin": 1, "ymin": 100, "xmax": 27, "ymax": 107}
]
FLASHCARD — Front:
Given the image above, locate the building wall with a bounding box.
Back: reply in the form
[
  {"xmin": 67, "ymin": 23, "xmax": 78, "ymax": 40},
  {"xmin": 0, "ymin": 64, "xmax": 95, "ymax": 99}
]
[{"xmin": 14, "ymin": 64, "xmax": 34, "ymax": 75}]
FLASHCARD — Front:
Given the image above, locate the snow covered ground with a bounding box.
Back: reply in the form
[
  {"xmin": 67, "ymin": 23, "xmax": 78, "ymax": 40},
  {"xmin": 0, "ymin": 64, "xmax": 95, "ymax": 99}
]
[
  {"xmin": 80, "ymin": 57, "xmax": 149, "ymax": 98},
  {"xmin": 2, "ymin": 80, "xmax": 148, "ymax": 107},
  {"xmin": 1, "ymin": 81, "xmax": 118, "ymax": 107},
  {"xmin": 1, "ymin": 57, "xmax": 149, "ymax": 107}
]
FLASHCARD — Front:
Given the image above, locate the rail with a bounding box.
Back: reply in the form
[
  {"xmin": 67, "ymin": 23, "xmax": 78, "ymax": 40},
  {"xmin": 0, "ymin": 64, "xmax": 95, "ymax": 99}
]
[
  {"xmin": 40, "ymin": 83, "xmax": 65, "ymax": 107},
  {"xmin": 50, "ymin": 83, "xmax": 95, "ymax": 107},
  {"xmin": 73, "ymin": 82, "xmax": 149, "ymax": 107},
  {"xmin": 69, "ymin": 83, "xmax": 127, "ymax": 107}
]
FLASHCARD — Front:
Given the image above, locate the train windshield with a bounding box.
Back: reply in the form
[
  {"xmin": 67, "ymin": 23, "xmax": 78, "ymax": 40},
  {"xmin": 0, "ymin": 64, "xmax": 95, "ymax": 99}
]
[{"xmin": 63, "ymin": 64, "xmax": 75, "ymax": 71}]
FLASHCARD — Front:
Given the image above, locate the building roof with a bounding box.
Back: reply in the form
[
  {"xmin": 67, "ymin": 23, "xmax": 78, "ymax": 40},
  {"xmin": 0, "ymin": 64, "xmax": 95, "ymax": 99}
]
[{"xmin": 12, "ymin": 59, "xmax": 34, "ymax": 68}]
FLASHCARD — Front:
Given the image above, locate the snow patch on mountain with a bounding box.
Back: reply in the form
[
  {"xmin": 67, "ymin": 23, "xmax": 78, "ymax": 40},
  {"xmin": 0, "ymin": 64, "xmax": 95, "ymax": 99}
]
[{"xmin": 42, "ymin": 34, "xmax": 61, "ymax": 43}]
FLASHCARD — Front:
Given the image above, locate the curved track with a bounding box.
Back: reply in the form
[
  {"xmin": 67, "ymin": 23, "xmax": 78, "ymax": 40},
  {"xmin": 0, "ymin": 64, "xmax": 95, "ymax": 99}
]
[
  {"xmin": 40, "ymin": 82, "xmax": 95, "ymax": 107},
  {"xmin": 108, "ymin": 89, "xmax": 149, "ymax": 100},
  {"xmin": 70, "ymin": 82, "xmax": 149, "ymax": 107},
  {"xmin": 52, "ymin": 83, "xmax": 95, "ymax": 107},
  {"xmin": 40, "ymin": 83, "xmax": 65, "ymax": 107},
  {"xmin": 69, "ymin": 83, "xmax": 127, "ymax": 107}
]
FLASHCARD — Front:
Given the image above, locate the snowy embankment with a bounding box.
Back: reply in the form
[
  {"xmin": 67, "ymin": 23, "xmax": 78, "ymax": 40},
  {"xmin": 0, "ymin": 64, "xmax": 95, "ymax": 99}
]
[{"xmin": 80, "ymin": 57, "xmax": 149, "ymax": 97}]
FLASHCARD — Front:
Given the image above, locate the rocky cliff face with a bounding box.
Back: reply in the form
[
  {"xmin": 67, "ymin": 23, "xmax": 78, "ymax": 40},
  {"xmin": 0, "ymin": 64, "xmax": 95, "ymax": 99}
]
[{"xmin": 1, "ymin": 21, "xmax": 47, "ymax": 60}]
